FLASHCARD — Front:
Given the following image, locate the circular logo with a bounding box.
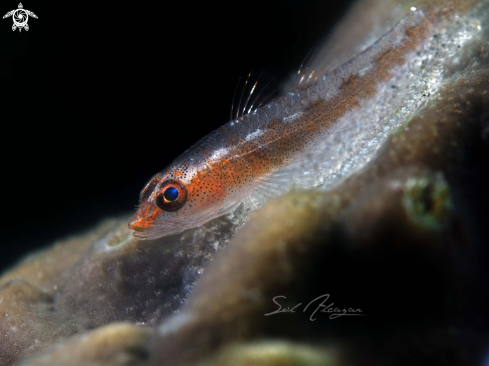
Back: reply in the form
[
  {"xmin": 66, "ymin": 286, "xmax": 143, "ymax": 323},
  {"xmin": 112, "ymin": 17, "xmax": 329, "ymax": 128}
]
[{"xmin": 12, "ymin": 9, "xmax": 27, "ymax": 27}]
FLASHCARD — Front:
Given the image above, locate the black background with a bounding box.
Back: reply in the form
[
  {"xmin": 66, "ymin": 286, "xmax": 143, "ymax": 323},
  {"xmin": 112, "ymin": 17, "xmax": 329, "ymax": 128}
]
[{"xmin": 0, "ymin": 0, "xmax": 355, "ymax": 272}]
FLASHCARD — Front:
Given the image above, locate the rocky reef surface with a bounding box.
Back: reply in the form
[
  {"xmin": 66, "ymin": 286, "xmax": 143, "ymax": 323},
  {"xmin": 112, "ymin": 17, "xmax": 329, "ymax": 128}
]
[{"xmin": 2, "ymin": 0, "xmax": 489, "ymax": 365}]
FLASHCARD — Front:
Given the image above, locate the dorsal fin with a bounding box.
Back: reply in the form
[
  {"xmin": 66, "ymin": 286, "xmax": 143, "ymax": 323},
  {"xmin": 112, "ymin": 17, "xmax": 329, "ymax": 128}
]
[{"xmin": 229, "ymin": 70, "xmax": 280, "ymax": 121}]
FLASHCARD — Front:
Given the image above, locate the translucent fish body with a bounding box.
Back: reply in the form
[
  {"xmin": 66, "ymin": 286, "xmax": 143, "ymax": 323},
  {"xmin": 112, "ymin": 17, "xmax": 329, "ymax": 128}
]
[{"xmin": 129, "ymin": 0, "xmax": 476, "ymax": 239}]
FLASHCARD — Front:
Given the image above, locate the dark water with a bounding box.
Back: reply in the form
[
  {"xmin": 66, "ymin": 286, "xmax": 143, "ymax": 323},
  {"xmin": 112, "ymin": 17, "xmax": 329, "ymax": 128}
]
[{"xmin": 0, "ymin": 0, "xmax": 355, "ymax": 272}]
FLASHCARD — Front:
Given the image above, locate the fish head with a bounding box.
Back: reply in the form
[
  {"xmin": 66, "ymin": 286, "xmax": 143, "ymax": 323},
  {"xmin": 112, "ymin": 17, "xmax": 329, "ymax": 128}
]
[{"xmin": 128, "ymin": 159, "xmax": 229, "ymax": 239}]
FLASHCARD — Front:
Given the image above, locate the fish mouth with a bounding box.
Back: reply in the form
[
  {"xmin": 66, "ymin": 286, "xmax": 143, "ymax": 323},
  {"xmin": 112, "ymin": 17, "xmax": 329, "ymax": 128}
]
[
  {"xmin": 128, "ymin": 216, "xmax": 149, "ymax": 233},
  {"xmin": 128, "ymin": 208, "xmax": 222, "ymax": 240},
  {"xmin": 128, "ymin": 202, "xmax": 160, "ymax": 234},
  {"xmin": 128, "ymin": 216, "xmax": 184, "ymax": 240},
  {"xmin": 130, "ymin": 226, "xmax": 184, "ymax": 240},
  {"xmin": 131, "ymin": 230, "xmax": 159, "ymax": 240}
]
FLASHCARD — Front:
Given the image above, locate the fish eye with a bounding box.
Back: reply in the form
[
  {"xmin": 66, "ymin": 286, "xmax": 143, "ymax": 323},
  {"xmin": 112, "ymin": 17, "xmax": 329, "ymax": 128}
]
[
  {"xmin": 163, "ymin": 187, "xmax": 179, "ymax": 202},
  {"xmin": 155, "ymin": 180, "xmax": 188, "ymax": 212}
]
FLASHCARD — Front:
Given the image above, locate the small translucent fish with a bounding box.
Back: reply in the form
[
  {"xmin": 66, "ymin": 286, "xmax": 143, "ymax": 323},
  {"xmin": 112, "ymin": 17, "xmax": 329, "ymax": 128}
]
[{"xmin": 129, "ymin": 0, "xmax": 477, "ymax": 239}]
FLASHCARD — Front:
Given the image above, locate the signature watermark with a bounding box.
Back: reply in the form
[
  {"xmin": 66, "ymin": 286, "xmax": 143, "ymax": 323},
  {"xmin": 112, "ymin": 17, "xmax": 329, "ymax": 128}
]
[
  {"xmin": 264, "ymin": 294, "xmax": 366, "ymax": 321},
  {"xmin": 3, "ymin": 3, "xmax": 38, "ymax": 32}
]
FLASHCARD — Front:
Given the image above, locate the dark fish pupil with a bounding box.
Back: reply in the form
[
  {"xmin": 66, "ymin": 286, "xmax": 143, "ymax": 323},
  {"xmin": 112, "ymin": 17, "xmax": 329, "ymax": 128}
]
[{"xmin": 164, "ymin": 187, "xmax": 179, "ymax": 202}]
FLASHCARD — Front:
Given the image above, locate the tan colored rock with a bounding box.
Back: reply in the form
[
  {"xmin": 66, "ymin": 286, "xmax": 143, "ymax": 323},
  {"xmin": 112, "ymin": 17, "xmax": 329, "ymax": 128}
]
[{"xmin": 17, "ymin": 323, "xmax": 153, "ymax": 366}]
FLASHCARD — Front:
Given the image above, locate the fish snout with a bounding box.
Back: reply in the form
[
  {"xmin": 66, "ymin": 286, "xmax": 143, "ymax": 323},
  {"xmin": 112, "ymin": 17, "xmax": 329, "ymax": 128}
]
[{"xmin": 128, "ymin": 215, "xmax": 148, "ymax": 233}]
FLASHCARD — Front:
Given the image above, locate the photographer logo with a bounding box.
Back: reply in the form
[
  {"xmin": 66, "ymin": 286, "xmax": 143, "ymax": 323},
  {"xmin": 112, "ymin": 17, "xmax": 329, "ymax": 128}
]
[{"xmin": 3, "ymin": 3, "xmax": 38, "ymax": 32}]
